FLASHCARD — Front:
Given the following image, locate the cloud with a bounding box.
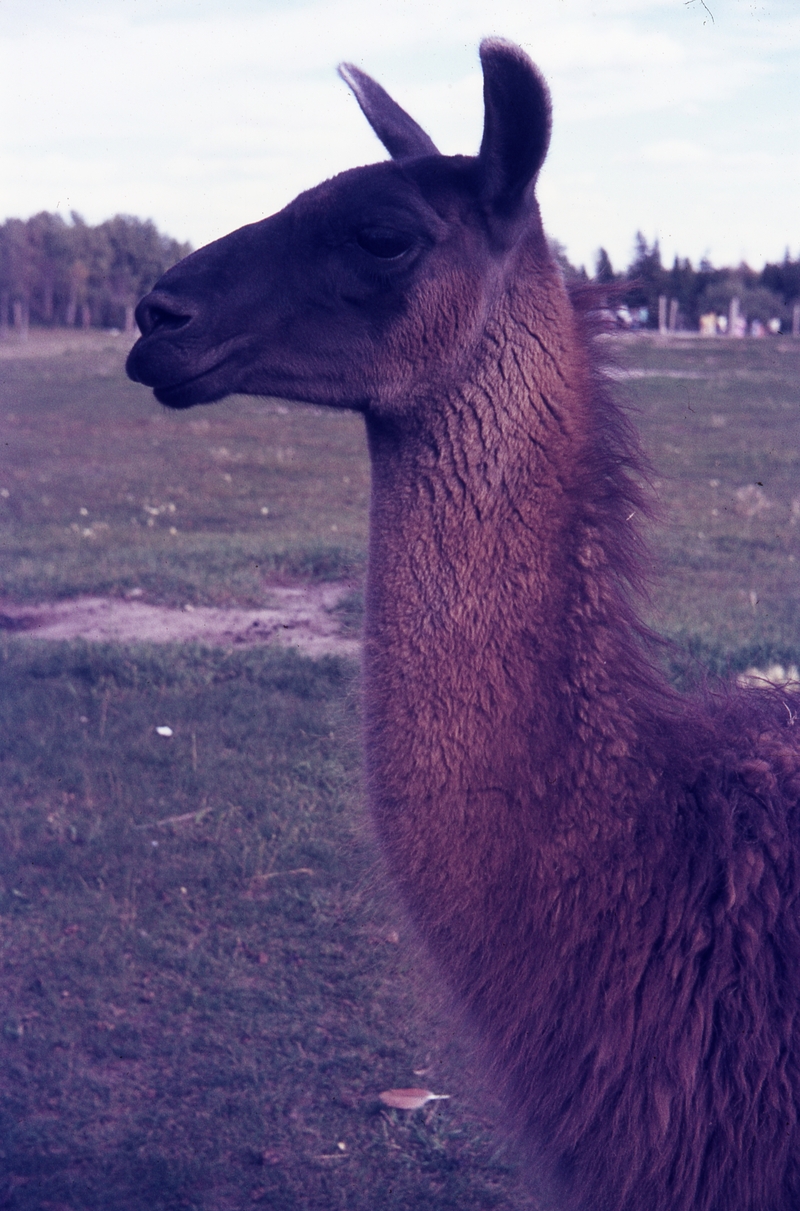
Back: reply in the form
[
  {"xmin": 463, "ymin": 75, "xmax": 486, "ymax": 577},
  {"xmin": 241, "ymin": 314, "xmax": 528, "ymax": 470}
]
[{"xmin": 640, "ymin": 140, "xmax": 707, "ymax": 165}]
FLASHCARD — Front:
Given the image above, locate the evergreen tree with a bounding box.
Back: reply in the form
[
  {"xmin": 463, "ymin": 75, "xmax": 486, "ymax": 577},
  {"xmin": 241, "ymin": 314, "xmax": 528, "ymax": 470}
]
[
  {"xmin": 761, "ymin": 251, "xmax": 800, "ymax": 306},
  {"xmin": 594, "ymin": 248, "xmax": 615, "ymax": 283},
  {"xmin": 622, "ymin": 233, "xmax": 666, "ymax": 326}
]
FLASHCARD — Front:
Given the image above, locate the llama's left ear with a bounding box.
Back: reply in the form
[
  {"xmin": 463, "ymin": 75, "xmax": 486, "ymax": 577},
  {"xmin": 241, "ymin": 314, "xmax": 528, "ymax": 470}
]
[
  {"xmin": 477, "ymin": 39, "xmax": 552, "ymax": 217},
  {"xmin": 338, "ymin": 63, "xmax": 439, "ymax": 160}
]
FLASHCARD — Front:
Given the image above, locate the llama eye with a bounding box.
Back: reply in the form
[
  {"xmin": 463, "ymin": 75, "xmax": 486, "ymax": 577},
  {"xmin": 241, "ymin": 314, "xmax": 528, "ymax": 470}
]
[{"xmin": 355, "ymin": 228, "xmax": 415, "ymax": 259}]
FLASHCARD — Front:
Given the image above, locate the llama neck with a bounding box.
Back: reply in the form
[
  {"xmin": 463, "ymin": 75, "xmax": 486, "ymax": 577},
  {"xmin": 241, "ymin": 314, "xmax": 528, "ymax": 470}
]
[{"xmin": 362, "ymin": 278, "xmax": 664, "ymax": 972}]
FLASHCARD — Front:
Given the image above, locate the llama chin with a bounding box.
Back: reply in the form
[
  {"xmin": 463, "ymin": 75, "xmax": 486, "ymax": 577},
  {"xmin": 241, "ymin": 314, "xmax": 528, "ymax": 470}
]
[{"xmin": 128, "ymin": 39, "xmax": 800, "ymax": 1211}]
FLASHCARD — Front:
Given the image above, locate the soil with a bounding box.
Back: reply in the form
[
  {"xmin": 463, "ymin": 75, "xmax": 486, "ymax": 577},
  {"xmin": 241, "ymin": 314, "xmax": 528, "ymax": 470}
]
[{"xmin": 0, "ymin": 582, "xmax": 361, "ymax": 658}]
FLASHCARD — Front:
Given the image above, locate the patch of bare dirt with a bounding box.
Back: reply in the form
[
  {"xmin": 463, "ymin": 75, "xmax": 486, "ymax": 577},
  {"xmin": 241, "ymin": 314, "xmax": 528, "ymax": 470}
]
[{"xmin": 0, "ymin": 582, "xmax": 360, "ymax": 658}]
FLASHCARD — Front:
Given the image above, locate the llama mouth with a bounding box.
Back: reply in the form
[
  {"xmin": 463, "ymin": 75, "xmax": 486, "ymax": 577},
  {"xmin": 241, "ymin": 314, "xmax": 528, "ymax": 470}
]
[
  {"xmin": 127, "ymin": 330, "xmax": 264, "ymax": 408},
  {"xmin": 126, "ymin": 344, "xmax": 232, "ymax": 409},
  {"xmin": 152, "ymin": 370, "xmax": 229, "ymax": 410}
]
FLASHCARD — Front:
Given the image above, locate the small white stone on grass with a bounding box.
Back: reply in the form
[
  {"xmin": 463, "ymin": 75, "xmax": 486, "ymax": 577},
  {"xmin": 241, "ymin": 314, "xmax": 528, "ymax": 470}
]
[
  {"xmin": 378, "ymin": 1088, "xmax": 450, "ymax": 1111},
  {"xmin": 155, "ymin": 726, "xmax": 173, "ymax": 737}
]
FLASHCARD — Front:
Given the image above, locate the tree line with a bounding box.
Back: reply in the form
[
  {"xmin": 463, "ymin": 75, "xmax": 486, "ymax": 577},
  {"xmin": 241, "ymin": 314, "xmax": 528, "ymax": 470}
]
[
  {"xmin": 555, "ymin": 233, "xmax": 800, "ymax": 332},
  {"xmin": 1, "ymin": 212, "xmax": 798, "ymax": 335},
  {"xmin": 0, "ymin": 211, "xmax": 192, "ymax": 335}
]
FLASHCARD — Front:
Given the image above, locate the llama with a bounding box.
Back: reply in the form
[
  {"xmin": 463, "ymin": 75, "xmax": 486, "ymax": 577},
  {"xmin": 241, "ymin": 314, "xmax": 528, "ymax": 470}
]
[{"xmin": 126, "ymin": 40, "xmax": 800, "ymax": 1210}]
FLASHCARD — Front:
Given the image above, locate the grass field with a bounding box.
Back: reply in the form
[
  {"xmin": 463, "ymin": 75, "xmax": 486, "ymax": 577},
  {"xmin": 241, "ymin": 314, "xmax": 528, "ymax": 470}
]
[
  {"xmin": 0, "ymin": 643, "xmax": 523, "ymax": 1210},
  {"xmin": 612, "ymin": 336, "xmax": 800, "ymax": 676},
  {"xmin": 0, "ymin": 329, "xmax": 799, "ymax": 1209},
  {"xmin": 0, "ymin": 331, "xmax": 369, "ymax": 607}
]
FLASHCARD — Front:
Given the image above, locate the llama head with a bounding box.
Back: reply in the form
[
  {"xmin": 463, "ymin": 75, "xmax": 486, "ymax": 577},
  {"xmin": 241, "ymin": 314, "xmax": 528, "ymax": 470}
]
[{"xmin": 126, "ymin": 39, "xmax": 553, "ymax": 416}]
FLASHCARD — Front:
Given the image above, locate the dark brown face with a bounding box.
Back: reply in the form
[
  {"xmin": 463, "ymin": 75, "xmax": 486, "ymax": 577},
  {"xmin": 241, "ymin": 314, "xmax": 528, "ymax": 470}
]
[
  {"xmin": 125, "ymin": 157, "xmax": 510, "ymax": 416},
  {"xmin": 126, "ymin": 40, "xmax": 552, "ymax": 418}
]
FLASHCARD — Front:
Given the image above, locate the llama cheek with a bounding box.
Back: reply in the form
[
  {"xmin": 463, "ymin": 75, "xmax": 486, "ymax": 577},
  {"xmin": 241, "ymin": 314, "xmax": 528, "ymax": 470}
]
[{"xmin": 386, "ymin": 278, "xmax": 487, "ymax": 394}]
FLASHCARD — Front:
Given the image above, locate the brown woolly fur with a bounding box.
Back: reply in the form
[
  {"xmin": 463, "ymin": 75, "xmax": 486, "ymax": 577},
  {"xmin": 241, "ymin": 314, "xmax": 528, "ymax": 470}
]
[{"xmin": 127, "ymin": 39, "xmax": 800, "ymax": 1211}]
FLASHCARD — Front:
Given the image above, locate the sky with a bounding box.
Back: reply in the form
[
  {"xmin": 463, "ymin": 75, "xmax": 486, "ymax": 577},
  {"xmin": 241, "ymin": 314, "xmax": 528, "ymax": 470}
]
[{"xmin": 0, "ymin": 0, "xmax": 798, "ymax": 275}]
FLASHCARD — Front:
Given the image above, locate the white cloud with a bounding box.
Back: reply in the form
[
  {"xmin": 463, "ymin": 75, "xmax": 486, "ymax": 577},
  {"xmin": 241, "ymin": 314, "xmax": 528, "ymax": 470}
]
[{"xmin": 640, "ymin": 140, "xmax": 707, "ymax": 164}]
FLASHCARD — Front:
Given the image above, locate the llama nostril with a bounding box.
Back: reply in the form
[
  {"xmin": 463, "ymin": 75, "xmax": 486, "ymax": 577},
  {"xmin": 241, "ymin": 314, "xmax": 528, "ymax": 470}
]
[
  {"xmin": 136, "ymin": 296, "xmax": 193, "ymax": 337},
  {"xmin": 152, "ymin": 306, "xmax": 191, "ymax": 332}
]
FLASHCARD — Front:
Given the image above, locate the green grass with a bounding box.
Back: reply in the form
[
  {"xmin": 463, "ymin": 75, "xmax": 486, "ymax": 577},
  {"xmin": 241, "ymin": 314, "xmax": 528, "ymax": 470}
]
[
  {"xmin": 613, "ymin": 335, "xmax": 800, "ymax": 674},
  {"xmin": 1, "ymin": 330, "xmax": 798, "ymax": 669},
  {"xmin": 1, "ymin": 330, "xmax": 800, "ymax": 1208},
  {"xmin": 0, "ymin": 642, "xmax": 529, "ymax": 1210},
  {"xmin": 0, "ymin": 332, "xmax": 369, "ymax": 605}
]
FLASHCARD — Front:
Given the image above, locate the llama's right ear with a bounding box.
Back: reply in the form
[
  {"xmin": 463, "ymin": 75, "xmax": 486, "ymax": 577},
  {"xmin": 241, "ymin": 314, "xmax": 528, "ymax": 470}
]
[
  {"xmin": 338, "ymin": 63, "xmax": 439, "ymax": 160},
  {"xmin": 477, "ymin": 39, "xmax": 552, "ymax": 218}
]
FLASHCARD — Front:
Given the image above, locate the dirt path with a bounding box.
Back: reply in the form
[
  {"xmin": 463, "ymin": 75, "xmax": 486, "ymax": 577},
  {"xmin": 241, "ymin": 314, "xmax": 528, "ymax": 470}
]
[{"xmin": 0, "ymin": 583, "xmax": 360, "ymax": 658}]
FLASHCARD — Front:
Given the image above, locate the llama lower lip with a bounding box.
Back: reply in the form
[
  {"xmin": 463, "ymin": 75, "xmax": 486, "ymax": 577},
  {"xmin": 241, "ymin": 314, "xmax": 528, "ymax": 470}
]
[
  {"xmin": 152, "ymin": 366, "xmax": 229, "ymax": 409},
  {"xmin": 126, "ymin": 335, "xmax": 231, "ymax": 407}
]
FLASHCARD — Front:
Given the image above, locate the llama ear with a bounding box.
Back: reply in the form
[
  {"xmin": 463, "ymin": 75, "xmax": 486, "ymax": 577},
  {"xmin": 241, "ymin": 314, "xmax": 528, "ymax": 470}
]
[
  {"xmin": 338, "ymin": 62, "xmax": 439, "ymax": 160},
  {"xmin": 477, "ymin": 39, "xmax": 552, "ymax": 217}
]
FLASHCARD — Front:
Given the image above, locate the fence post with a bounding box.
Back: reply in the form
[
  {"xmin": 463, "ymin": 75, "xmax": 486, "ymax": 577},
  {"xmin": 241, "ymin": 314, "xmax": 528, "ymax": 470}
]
[
  {"xmin": 668, "ymin": 299, "xmax": 679, "ymax": 333},
  {"xmin": 729, "ymin": 296, "xmax": 740, "ymax": 338},
  {"xmin": 658, "ymin": 295, "xmax": 668, "ymax": 334},
  {"xmin": 793, "ymin": 302, "xmax": 800, "ymax": 338}
]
